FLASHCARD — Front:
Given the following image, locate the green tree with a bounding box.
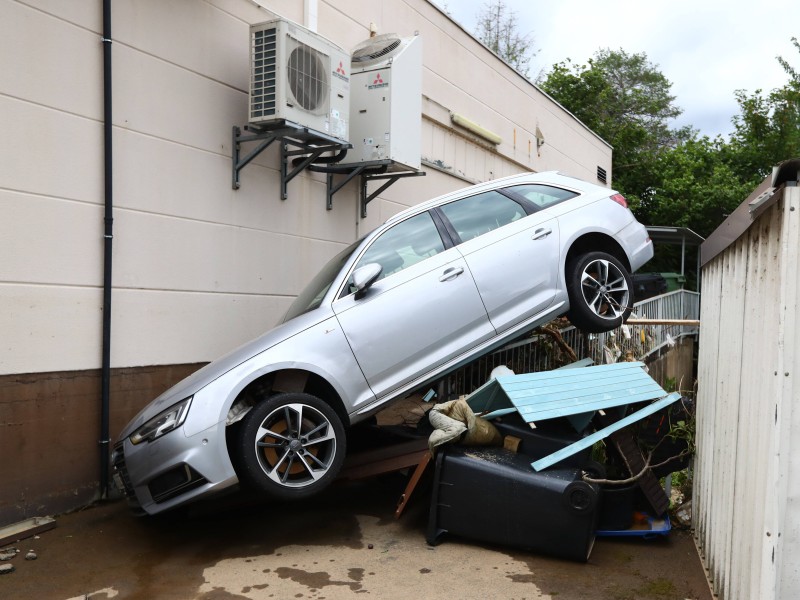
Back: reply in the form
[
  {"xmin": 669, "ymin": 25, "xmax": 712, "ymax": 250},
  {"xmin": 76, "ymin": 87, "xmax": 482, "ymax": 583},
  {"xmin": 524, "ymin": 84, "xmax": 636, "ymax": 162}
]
[
  {"xmin": 727, "ymin": 37, "xmax": 800, "ymax": 183},
  {"xmin": 475, "ymin": 0, "xmax": 537, "ymax": 77},
  {"xmin": 644, "ymin": 137, "xmax": 750, "ymax": 237},
  {"xmin": 540, "ymin": 49, "xmax": 689, "ymax": 209}
]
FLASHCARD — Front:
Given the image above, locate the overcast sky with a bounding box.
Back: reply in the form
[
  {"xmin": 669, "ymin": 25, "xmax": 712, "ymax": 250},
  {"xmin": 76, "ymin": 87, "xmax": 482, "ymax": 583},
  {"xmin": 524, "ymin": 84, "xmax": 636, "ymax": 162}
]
[{"xmin": 433, "ymin": 0, "xmax": 798, "ymax": 139}]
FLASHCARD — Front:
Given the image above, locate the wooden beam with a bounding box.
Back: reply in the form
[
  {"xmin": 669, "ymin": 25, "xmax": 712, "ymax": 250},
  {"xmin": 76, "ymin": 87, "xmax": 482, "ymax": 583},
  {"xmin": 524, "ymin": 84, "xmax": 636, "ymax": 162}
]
[{"xmin": 626, "ymin": 319, "xmax": 700, "ymax": 326}]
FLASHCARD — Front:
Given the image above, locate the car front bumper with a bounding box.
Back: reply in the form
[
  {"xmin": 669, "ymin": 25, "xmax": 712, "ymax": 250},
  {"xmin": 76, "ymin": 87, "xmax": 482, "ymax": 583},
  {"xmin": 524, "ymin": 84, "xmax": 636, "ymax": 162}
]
[{"xmin": 112, "ymin": 420, "xmax": 238, "ymax": 515}]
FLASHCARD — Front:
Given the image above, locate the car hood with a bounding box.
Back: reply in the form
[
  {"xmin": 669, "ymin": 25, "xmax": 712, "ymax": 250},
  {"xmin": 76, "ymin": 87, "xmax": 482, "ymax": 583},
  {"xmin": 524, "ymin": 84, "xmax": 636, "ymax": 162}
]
[{"xmin": 118, "ymin": 309, "xmax": 329, "ymax": 439}]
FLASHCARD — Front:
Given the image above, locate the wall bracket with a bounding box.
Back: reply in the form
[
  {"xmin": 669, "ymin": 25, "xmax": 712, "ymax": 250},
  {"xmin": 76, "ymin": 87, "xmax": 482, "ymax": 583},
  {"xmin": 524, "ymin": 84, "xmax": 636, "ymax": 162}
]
[
  {"xmin": 323, "ymin": 160, "xmax": 426, "ymax": 217},
  {"xmin": 232, "ymin": 120, "xmax": 350, "ymax": 199}
]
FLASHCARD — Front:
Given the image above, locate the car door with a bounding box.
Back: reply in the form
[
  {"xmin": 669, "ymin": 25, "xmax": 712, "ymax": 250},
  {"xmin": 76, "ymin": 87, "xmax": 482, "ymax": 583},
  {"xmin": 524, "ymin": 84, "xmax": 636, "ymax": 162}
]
[
  {"xmin": 437, "ymin": 189, "xmax": 561, "ymax": 334},
  {"xmin": 333, "ymin": 211, "xmax": 494, "ymax": 399}
]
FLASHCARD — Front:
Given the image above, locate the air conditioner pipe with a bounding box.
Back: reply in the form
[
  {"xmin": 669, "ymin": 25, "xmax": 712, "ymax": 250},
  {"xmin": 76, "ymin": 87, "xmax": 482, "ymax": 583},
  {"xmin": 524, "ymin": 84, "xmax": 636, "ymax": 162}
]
[
  {"xmin": 307, "ymin": 163, "xmax": 389, "ymax": 175},
  {"xmin": 99, "ymin": 0, "xmax": 113, "ymax": 499},
  {"xmin": 290, "ymin": 148, "xmax": 349, "ymax": 167}
]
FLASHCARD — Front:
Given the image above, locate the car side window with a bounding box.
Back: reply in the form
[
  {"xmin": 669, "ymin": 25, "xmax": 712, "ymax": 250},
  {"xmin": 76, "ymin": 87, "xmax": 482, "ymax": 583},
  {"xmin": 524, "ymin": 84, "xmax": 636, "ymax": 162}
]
[
  {"xmin": 505, "ymin": 184, "xmax": 578, "ymax": 210},
  {"xmin": 438, "ymin": 191, "xmax": 527, "ymax": 242},
  {"xmin": 354, "ymin": 211, "xmax": 445, "ymax": 284}
]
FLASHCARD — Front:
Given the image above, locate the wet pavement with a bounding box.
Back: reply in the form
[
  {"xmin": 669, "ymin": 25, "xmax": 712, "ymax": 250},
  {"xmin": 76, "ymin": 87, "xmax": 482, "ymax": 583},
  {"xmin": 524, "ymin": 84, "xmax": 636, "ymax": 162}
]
[{"xmin": 1, "ymin": 476, "xmax": 712, "ymax": 600}]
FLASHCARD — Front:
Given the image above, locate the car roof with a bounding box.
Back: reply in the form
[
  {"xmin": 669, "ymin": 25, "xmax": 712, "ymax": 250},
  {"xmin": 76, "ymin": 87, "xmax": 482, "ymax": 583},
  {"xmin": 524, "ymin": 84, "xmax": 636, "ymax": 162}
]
[{"xmin": 383, "ymin": 171, "xmax": 609, "ymax": 226}]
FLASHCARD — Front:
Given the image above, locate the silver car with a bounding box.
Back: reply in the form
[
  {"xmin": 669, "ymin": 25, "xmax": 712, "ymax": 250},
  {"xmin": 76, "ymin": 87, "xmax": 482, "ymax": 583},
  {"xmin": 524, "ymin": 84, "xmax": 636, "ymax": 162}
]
[{"xmin": 112, "ymin": 172, "xmax": 653, "ymax": 514}]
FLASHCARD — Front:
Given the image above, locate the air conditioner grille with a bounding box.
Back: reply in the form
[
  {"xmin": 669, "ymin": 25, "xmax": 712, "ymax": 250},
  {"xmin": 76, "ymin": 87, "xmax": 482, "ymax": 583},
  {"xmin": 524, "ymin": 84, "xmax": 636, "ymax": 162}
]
[
  {"xmin": 251, "ymin": 27, "xmax": 277, "ymax": 120},
  {"xmin": 352, "ymin": 37, "xmax": 402, "ymax": 62},
  {"xmin": 287, "ymin": 41, "xmax": 328, "ymax": 111}
]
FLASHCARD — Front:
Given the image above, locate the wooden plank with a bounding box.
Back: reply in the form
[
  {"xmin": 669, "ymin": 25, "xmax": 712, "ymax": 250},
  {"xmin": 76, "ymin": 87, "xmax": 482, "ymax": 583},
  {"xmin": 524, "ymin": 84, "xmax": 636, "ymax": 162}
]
[
  {"xmin": 394, "ymin": 451, "xmax": 432, "ymax": 519},
  {"xmin": 531, "ymin": 393, "xmax": 682, "ymax": 471},
  {"xmin": 0, "ymin": 516, "xmax": 56, "ymax": 547},
  {"xmin": 338, "ymin": 438, "xmax": 429, "ymax": 481},
  {"xmin": 596, "ymin": 412, "xmax": 669, "ymax": 516},
  {"xmin": 625, "ymin": 318, "xmax": 700, "ymax": 326}
]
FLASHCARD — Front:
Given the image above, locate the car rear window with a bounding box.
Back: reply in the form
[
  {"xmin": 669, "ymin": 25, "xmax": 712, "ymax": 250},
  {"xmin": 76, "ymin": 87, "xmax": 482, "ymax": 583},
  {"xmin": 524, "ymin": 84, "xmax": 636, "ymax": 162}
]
[{"xmin": 505, "ymin": 184, "xmax": 578, "ymax": 210}]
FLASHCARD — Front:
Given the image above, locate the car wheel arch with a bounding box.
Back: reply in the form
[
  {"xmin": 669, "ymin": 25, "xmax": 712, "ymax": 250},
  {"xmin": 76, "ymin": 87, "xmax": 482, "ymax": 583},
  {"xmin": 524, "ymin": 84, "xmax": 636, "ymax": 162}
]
[
  {"xmin": 224, "ymin": 368, "xmax": 349, "ymax": 432},
  {"xmin": 564, "ymin": 232, "xmax": 631, "ymax": 274}
]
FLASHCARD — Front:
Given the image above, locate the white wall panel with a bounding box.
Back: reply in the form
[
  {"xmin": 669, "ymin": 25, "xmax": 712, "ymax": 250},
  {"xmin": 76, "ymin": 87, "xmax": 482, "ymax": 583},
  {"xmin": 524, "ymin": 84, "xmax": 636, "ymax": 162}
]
[
  {"xmin": 113, "ymin": 129, "xmax": 357, "ymax": 245},
  {"xmin": 0, "ymin": 97, "xmax": 102, "ymax": 204},
  {"xmin": 696, "ymin": 189, "xmax": 800, "ymax": 600},
  {"xmin": 0, "ymin": 1, "xmax": 101, "ymax": 119},
  {"xmin": 0, "ymin": 284, "xmax": 103, "ymax": 375},
  {"xmin": 110, "ymin": 289, "xmax": 292, "ymax": 368},
  {"xmin": 11, "ymin": 0, "xmax": 99, "ymax": 33},
  {"xmin": 2, "ymin": 0, "xmax": 613, "ymax": 376},
  {"xmin": 112, "ymin": 208, "xmax": 350, "ymax": 296},
  {"xmin": 0, "ymin": 191, "xmax": 103, "ymax": 287},
  {"xmin": 113, "ymin": 0, "xmax": 250, "ymax": 92}
]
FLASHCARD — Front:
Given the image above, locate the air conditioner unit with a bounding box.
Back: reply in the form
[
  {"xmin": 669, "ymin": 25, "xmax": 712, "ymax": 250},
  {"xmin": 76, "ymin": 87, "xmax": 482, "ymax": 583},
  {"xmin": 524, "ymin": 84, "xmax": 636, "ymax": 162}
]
[
  {"xmin": 350, "ymin": 33, "xmax": 422, "ymax": 170},
  {"xmin": 249, "ymin": 19, "xmax": 349, "ymax": 142}
]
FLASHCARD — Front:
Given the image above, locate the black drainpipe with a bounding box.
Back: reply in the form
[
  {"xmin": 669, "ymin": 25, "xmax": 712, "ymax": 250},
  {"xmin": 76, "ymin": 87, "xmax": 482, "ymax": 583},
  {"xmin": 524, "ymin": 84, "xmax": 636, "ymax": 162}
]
[{"xmin": 99, "ymin": 0, "xmax": 113, "ymax": 499}]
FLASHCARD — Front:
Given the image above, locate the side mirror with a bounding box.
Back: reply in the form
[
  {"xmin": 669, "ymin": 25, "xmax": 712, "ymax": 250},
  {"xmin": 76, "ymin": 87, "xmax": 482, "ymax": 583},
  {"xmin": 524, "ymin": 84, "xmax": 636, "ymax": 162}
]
[{"xmin": 352, "ymin": 263, "xmax": 383, "ymax": 299}]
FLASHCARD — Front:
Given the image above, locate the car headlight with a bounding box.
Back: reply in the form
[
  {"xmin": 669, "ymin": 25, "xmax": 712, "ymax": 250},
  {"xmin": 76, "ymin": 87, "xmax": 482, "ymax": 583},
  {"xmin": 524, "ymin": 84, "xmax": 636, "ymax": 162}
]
[{"xmin": 130, "ymin": 397, "xmax": 192, "ymax": 445}]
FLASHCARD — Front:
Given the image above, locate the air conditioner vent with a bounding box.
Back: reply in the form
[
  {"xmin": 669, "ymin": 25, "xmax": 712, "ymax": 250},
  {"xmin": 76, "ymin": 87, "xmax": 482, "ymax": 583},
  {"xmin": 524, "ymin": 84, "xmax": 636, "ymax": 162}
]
[
  {"xmin": 251, "ymin": 27, "xmax": 278, "ymax": 120},
  {"xmin": 287, "ymin": 43, "xmax": 328, "ymax": 111},
  {"xmin": 352, "ymin": 34, "xmax": 402, "ymax": 63}
]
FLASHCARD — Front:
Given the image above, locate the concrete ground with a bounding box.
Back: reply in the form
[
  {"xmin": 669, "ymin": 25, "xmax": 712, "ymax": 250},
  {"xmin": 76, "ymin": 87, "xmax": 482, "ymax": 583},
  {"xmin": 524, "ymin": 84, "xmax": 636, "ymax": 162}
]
[{"xmin": 1, "ymin": 474, "xmax": 711, "ymax": 600}]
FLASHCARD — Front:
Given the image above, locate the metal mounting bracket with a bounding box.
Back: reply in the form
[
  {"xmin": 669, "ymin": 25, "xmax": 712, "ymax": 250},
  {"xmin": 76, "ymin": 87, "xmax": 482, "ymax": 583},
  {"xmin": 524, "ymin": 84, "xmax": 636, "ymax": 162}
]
[
  {"xmin": 323, "ymin": 160, "xmax": 426, "ymax": 216},
  {"xmin": 232, "ymin": 120, "xmax": 350, "ymax": 200}
]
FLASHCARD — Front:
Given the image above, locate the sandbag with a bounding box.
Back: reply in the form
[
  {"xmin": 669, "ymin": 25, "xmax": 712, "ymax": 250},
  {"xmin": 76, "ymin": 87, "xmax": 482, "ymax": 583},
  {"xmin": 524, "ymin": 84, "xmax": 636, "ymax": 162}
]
[{"xmin": 428, "ymin": 398, "xmax": 502, "ymax": 451}]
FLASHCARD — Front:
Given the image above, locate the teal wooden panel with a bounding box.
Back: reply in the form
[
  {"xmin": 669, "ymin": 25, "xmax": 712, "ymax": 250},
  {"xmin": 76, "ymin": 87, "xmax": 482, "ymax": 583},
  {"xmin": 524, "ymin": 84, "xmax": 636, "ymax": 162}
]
[
  {"xmin": 515, "ymin": 389, "xmax": 670, "ymax": 422},
  {"xmin": 465, "ymin": 362, "xmax": 667, "ymax": 434},
  {"xmin": 463, "ymin": 379, "xmax": 510, "ymax": 413},
  {"xmin": 531, "ymin": 393, "xmax": 683, "ymax": 471},
  {"xmin": 503, "ymin": 377, "xmax": 665, "ymax": 406}
]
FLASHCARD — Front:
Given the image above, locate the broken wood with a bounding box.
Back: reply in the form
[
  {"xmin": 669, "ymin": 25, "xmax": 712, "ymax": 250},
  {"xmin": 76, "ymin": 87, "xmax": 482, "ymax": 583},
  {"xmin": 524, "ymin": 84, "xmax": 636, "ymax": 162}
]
[
  {"xmin": 0, "ymin": 516, "xmax": 56, "ymax": 547},
  {"xmin": 394, "ymin": 451, "xmax": 432, "ymax": 519},
  {"xmin": 338, "ymin": 438, "xmax": 428, "ymax": 481}
]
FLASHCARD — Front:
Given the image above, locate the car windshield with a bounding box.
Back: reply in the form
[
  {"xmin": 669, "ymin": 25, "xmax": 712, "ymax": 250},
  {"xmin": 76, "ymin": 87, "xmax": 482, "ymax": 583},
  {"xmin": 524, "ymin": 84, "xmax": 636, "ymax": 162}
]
[{"xmin": 282, "ymin": 238, "xmax": 364, "ymax": 323}]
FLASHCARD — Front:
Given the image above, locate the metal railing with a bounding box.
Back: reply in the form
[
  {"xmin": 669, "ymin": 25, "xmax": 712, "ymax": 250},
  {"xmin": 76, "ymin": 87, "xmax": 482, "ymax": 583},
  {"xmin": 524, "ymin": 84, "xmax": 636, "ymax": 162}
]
[{"xmin": 444, "ymin": 289, "xmax": 700, "ymax": 396}]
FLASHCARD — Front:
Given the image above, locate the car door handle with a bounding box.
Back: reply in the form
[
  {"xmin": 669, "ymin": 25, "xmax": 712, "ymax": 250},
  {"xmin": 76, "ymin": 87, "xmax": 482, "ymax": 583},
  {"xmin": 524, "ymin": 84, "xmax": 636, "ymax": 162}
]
[
  {"xmin": 439, "ymin": 266, "xmax": 464, "ymax": 282},
  {"xmin": 532, "ymin": 227, "xmax": 552, "ymax": 240}
]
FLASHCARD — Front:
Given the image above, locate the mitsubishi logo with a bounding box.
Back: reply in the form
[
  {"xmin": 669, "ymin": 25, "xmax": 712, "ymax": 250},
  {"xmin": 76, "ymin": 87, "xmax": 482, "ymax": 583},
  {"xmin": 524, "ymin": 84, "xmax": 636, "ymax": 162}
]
[
  {"xmin": 367, "ymin": 72, "xmax": 388, "ymax": 89},
  {"xmin": 332, "ymin": 60, "xmax": 349, "ymax": 82}
]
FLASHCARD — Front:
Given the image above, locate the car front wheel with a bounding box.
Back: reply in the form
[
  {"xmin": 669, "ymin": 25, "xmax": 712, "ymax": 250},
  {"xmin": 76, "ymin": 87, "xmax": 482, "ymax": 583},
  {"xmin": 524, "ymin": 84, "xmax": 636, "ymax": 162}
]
[
  {"xmin": 566, "ymin": 251, "xmax": 633, "ymax": 333},
  {"xmin": 236, "ymin": 392, "xmax": 346, "ymax": 500}
]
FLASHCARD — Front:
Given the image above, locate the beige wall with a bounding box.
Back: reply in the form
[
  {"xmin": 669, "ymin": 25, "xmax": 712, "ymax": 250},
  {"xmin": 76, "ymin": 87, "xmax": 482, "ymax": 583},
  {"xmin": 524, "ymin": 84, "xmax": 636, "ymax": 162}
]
[
  {"xmin": 1, "ymin": 0, "xmax": 611, "ymax": 376},
  {"xmin": 1, "ymin": 0, "xmax": 611, "ymax": 525}
]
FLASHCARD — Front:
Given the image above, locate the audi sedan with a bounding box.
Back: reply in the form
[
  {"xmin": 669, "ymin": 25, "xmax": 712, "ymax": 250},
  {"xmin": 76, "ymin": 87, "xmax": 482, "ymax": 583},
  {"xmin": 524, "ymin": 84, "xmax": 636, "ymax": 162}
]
[{"xmin": 112, "ymin": 171, "xmax": 653, "ymax": 514}]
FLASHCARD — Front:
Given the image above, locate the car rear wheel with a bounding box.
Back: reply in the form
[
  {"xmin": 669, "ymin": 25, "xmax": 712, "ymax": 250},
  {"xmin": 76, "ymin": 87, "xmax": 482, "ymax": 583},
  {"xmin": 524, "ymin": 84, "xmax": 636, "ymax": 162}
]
[
  {"xmin": 566, "ymin": 251, "xmax": 633, "ymax": 333},
  {"xmin": 236, "ymin": 392, "xmax": 346, "ymax": 500}
]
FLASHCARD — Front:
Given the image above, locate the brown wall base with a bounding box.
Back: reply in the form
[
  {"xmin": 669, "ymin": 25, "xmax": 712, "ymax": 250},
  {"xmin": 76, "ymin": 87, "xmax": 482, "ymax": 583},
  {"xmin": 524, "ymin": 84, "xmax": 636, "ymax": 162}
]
[{"xmin": 0, "ymin": 363, "xmax": 206, "ymax": 527}]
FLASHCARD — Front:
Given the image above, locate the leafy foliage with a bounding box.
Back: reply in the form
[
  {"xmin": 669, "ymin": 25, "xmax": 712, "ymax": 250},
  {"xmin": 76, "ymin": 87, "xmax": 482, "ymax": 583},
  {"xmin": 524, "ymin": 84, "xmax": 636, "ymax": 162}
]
[
  {"xmin": 540, "ymin": 41, "xmax": 800, "ymax": 243},
  {"xmin": 474, "ymin": 1, "xmax": 537, "ymax": 77},
  {"xmin": 539, "ymin": 49, "xmax": 690, "ymax": 212},
  {"xmin": 727, "ymin": 37, "xmax": 800, "ymax": 184}
]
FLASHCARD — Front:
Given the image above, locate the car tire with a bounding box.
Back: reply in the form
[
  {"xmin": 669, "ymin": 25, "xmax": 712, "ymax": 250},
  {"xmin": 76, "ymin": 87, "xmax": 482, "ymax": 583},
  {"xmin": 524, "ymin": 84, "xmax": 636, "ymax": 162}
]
[
  {"xmin": 566, "ymin": 251, "xmax": 634, "ymax": 333},
  {"xmin": 236, "ymin": 392, "xmax": 346, "ymax": 500}
]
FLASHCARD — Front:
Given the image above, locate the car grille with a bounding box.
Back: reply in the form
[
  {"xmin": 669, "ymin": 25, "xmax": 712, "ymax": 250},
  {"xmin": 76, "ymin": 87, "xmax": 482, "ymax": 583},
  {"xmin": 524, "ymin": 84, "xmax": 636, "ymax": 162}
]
[
  {"xmin": 111, "ymin": 443, "xmax": 135, "ymax": 498},
  {"xmin": 148, "ymin": 465, "xmax": 208, "ymax": 504}
]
